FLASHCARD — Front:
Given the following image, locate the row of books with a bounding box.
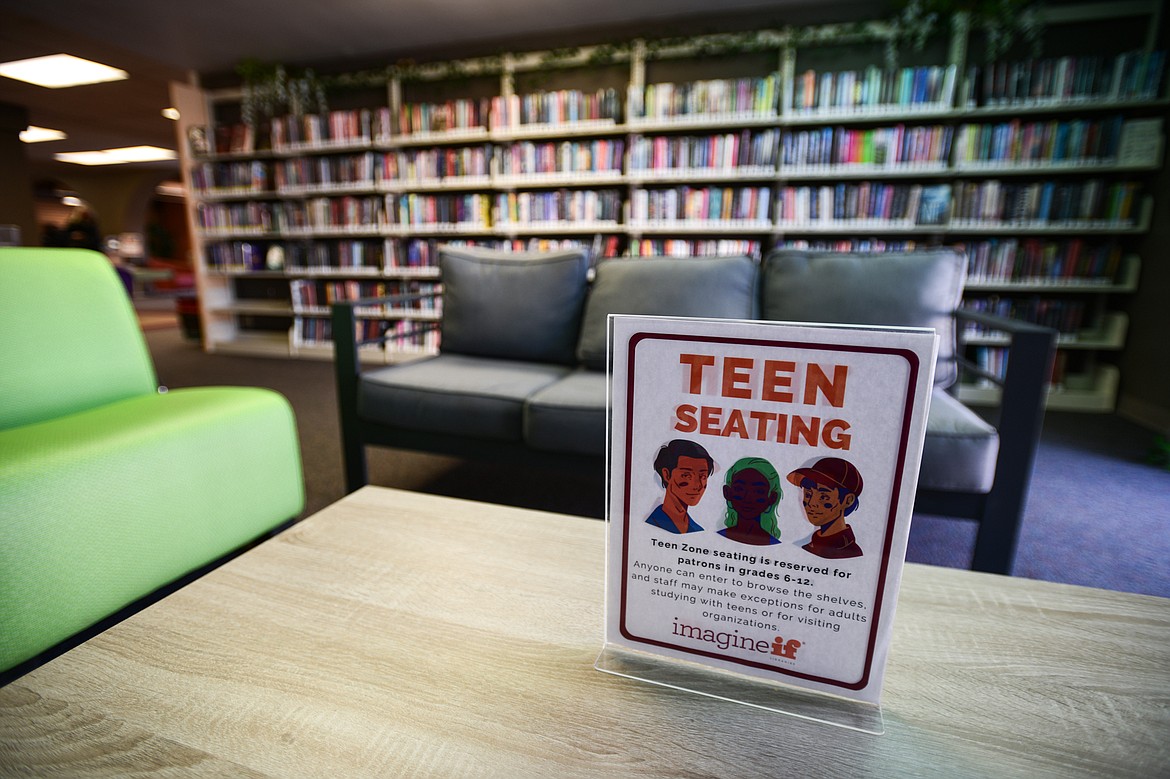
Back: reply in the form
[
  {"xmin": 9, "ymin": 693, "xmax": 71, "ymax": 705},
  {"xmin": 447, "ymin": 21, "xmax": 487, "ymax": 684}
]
[
  {"xmin": 388, "ymin": 191, "xmax": 625, "ymax": 228},
  {"xmin": 198, "ymin": 236, "xmax": 1129, "ymax": 286},
  {"xmin": 630, "ymin": 75, "xmax": 780, "ymax": 119},
  {"xmin": 211, "ymin": 115, "xmax": 1108, "ymax": 193},
  {"xmin": 494, "ymin": 189, "xmax": 624, "ymax": 224},
  {"xmin": 790, "ymin": 65, "xmax": 957, "ymax": 114},
  {"xmin": 293, "ymin": 317, "xmax": 346, "ymax": 346},
  {"xmin": 775, "ymin": 183, "xmax": 951, "ymax": 226},
  {"xmin": 780, "ymin": 124, "xmax": 953, "ymax": 168},
  {"xmin": 629, "ymin": 130, "xmax": 779, "ymax": 172},
  {"xmin": 206, "ymin": 242, "xmax": 269, "ymax": 271},
  {"xmin": 490, "ymin": 88, "xmax": 621, "ymax": 128},
  {"xmin": 192, "ymin": 161, "xmax": 270, "ymax": 193},
  {"xmin": 279, "ymin": 197, "xmax": 384, "ymax": 231},
  {"xmin": 776, "ymin": 238, "xmax": 923, "ymax": 253},
  {"xmin": 630, "ymin": 186, "xmax": 771, "ymax": 222},
  {"xmin": 963, "ymin": 296, "xmax": 1089, "ymax": 337},
  {"xmin": 389, "ymin": 193, "xmax": 492, "ymax": 227},
  {"xmin": 290, "ymin": 317, "xmax": 437, "ymax": 346},
  {"xmin": 383, "ymin": 321, "xmax": 442, "ymax": 352},
  {"xmin": 205, "ymin": 240, "xmax": 383, "ymax": 272},
  {"xmin": 627, "ymin": 239, "xmax": 762, "ymax": 258},
  {"xmin": 198, "ymin": 199, "xmax": 386, "ymax": 233},
  {"xmin": 950, "ymin": 180, "xmax": 1141, "ymax": 226},
  {"xmin": 388, "ymin": 100, "xmax": 490, "ymax": 136},
  {"xmin": 269, "ymin": 110, "xmax": 375, "ymax": 149},
  {"xmin": 308, "ymin": 238, "xmax": 386, "ymax": 271},
  {"xmin": 965, "ymin": 50, "xmax": 1166, "ymax": 107},
  {"xmin": 291, "ymin": 279, "xmax": 442, "ymax": 313},
  {"xmin": 497, "ymin": 139, "xmax": 625, "ymax": 176},
  {"xmin": 197, "ymin": 202, "xmax": 276, "ymax": 232},
  {"xmin": 954, "ymin": 116, "xmax": 1129, "ymax": 167},
  {"xmin": 381, "ymin": 146, "xmax": 491, "ymax": 181},
  {"xmin": 957, "ymin": 238, "xmax": 1124, "ymax": 285},
  {"xmin": 387, "ymin": 236, "xmax": 621, "ymax": 270},
  {"xmin": 502, "ymin": 235, "xmax": 622, "ymax": 256},
  {"xmin": 969, "ymin": 346, "xmax": 1069, "ymax": 387},
  {"xmin": 290, "ymin": 319, "xmax": 443, "ymax": 353},
  {"xmin": 276, "ymin": 154, "xmax": 379, "ymax": 191}
]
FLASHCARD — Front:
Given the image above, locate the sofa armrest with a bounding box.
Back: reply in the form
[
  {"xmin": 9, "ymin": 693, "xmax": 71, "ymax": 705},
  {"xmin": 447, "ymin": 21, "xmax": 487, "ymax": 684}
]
[
  {"xmin": 952, "ymin": 308, "xmax": 1057, "ymax": 572},
  {"xmin": 331, "ymin": 292, "xmax": 441, "ymax": 491}
]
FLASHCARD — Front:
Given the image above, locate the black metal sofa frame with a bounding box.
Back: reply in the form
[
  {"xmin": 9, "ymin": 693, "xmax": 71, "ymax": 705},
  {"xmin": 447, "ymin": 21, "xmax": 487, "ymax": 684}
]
[{"xmin": 333, "ymin": 251, "xmax": 1055, "ymax": 576}]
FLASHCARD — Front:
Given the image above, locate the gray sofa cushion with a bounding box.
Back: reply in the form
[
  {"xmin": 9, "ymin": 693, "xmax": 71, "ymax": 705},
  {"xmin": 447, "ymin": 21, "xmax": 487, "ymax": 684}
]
[
  {"xmin": 440, "ymin": 246, "xmax": 590, "ymax": 365},
  {"xmin": 524, "ymin": 369, "xmax": 608, "ymax": 455},
  {"xmin": 760, "ymin": 249, "xmax": 966, "ymax": 388},
  {"xmin": 921, "ymin": 389, "xmax": 999, "ymax": 493},
  {"xmin": 359, "ymin": 354, "xmax": 570, "ymax": 442},
  {"xmin": 576, "ymin": 256, "xmax": 760, "ymax": 370}
]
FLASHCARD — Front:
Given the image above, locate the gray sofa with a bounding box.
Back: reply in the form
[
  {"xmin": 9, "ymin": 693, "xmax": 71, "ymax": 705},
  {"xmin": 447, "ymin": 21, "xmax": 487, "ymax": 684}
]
[{"xmin": 333, "ymin": 246, "xmax": 1055, "ymax": 575}]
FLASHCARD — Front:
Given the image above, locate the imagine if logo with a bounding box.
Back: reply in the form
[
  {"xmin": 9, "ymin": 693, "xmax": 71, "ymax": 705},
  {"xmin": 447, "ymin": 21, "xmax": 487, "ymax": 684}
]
[{"xmin": 771, "ymin": 636, "xmax": 801, "ymax": 659}]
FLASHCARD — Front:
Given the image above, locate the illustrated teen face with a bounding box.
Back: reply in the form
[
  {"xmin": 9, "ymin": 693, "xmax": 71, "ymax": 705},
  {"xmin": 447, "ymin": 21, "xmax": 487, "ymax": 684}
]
[
  {"xmin": 662, "ymin": 455, "xmax": 710, "ymax": 507},
  {"xmin": 723, "ymin": 468, "xmax": 777, "ymax": 520},
  {"xmin": 800, "ymin": 482, "xmax": 855, "ymax": 527}
]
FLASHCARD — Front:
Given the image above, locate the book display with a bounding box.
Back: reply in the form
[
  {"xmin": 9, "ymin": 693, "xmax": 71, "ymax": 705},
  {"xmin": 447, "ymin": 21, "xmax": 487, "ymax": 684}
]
[{"xmin": 174, "ymin": 1, "xmax": 1166, "ymax": 408}]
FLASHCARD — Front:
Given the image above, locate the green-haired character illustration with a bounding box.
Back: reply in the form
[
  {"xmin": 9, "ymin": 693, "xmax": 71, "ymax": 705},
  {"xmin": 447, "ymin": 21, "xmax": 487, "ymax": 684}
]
[{"xmin": 718, "ymin": 457, "xmax": 782, "ymax": 546}]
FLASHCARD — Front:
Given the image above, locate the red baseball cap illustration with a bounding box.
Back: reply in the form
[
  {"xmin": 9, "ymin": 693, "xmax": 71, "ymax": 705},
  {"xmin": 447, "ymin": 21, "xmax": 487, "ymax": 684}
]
[{"xmin": 785, "ymin": 457, "xmax": 863, "ymax": 496}]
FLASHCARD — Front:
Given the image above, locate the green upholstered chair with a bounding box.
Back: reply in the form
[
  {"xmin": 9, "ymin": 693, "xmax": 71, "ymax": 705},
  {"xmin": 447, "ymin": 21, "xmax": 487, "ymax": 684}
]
[{"xmin": 0, "ymin": 248, "xmax": 305, "ymax": 678}]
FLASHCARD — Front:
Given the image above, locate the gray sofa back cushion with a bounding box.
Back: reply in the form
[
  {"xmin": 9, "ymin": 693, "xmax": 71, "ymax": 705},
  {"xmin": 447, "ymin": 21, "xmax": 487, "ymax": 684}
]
[
  {"xmin": 440, "ymin": 246, "xmax": 590, "ymax": 365},
  {"xmin": 576, "ymin": 256, "xmax": 760, "ymax": 370},
  {"xmin": 760, "ymin": 249, "xmax": 966, "ymax": 388}
]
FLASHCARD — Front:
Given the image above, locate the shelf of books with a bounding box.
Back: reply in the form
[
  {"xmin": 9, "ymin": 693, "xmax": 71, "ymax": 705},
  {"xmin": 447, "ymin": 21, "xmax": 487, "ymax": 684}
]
[
  {"xmin": 175, "ymin": 1, "xmax": 1166, "ymax": 407},
  {"xmin": 958, "ymin": 361, "xmax": 1122, "ymax": 412}
]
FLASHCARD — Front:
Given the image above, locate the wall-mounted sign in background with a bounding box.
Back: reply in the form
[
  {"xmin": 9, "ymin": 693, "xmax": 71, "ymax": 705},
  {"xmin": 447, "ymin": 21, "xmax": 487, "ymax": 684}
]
[{"xmin": 604, "ymin": 315, "xmax": 937, "ymax": 705}]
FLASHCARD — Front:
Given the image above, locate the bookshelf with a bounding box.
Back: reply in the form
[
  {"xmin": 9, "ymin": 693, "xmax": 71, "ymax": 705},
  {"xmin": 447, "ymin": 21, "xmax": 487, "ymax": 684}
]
[{"xmin": 174, "ymin": 0, "xmax": 1167, "ymax": 408}]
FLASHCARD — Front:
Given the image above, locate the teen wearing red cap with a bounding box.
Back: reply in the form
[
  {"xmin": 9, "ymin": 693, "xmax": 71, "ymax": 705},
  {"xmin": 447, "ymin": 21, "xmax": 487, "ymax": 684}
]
[{"xmin": 786, "ymin": 457, "xmax": 864, "ymax": 559}]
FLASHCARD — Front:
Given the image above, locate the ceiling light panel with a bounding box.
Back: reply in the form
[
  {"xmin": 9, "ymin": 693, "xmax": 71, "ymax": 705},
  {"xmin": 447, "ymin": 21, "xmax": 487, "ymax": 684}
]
[
  {"xmin": 20, "ymin": 125, "xmax": 68, "ymax": 143},
  {"xmin": 0, "ymin": 54, "xmax": 128, "ymax": 88},
  {"xmin": 55, "ymin": 146, "xmax": 177, "ymax": 165}
]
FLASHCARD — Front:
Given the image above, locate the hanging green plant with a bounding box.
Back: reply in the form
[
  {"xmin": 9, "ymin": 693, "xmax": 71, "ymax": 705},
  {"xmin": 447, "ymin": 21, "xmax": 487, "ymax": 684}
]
[
  {"xmin": 888, "ymin": 0, "xmax": 1044, "ymax": 66},
  {"xmin": 976, "ymin": 0, "xmax": 1044, "ymax": 62},
  {"xmin": 237, "ymin": 60, "xmax": 328, "ymax": 126}
]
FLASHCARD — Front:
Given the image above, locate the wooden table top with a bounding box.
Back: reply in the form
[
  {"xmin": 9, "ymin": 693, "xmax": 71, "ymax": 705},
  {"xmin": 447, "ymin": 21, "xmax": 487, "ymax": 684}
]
[{"xmin": 2, "ymin": 486, "xmax": 1168, "ymax": 778}]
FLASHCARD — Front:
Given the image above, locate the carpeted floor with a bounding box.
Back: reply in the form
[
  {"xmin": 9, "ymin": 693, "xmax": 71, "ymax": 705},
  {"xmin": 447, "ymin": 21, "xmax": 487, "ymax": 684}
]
[{"xmin": 142, "ymin": 321, "xmax": 1170, "ymax": 598}]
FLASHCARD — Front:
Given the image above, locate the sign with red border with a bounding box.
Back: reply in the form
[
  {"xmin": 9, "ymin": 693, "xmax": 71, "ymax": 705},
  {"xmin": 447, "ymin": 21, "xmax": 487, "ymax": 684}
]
[{"xmin": 604, "ymin": 316, "xmax": 937, "ymax": 704}]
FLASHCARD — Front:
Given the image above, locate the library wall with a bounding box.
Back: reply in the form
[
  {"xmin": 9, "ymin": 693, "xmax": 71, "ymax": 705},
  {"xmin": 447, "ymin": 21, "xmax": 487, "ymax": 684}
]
[{"xmin": 179, "ymin": 2, "xmax": 1169, "ymax": 415}]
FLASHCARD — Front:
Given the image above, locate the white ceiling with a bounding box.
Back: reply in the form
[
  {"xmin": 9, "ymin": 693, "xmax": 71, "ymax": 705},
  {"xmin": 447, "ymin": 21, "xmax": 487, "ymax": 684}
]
[{"xmin": 0, "ymin": 0, "xmax": 877, "ymax": 172}]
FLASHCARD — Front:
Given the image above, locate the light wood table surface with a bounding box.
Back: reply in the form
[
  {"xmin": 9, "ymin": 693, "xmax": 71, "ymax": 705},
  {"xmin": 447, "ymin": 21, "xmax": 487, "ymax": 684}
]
[{"xmin": 2, "ymin": 486, "xmax": 1168, "ymax": 778}]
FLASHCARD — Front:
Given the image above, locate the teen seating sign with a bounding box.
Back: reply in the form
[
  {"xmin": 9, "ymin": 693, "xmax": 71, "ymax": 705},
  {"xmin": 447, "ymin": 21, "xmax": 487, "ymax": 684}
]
[{"xmin": 604, "ymin": 315, "xmax": 937, "ymax": 705}]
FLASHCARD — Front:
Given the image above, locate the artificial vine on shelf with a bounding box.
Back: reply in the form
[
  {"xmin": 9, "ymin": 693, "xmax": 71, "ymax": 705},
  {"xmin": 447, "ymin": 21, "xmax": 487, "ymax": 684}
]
[
  {"xmin": 894, "ymin": 0, "xmax": 1045, "ymax": 64},
  {"xmin": 237, "ymin": 61, "xmax": 328, "ymax": 126},
  {"xmin": 234, "ymin": 0, "xmax": 1046, "ymax": 125}
]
